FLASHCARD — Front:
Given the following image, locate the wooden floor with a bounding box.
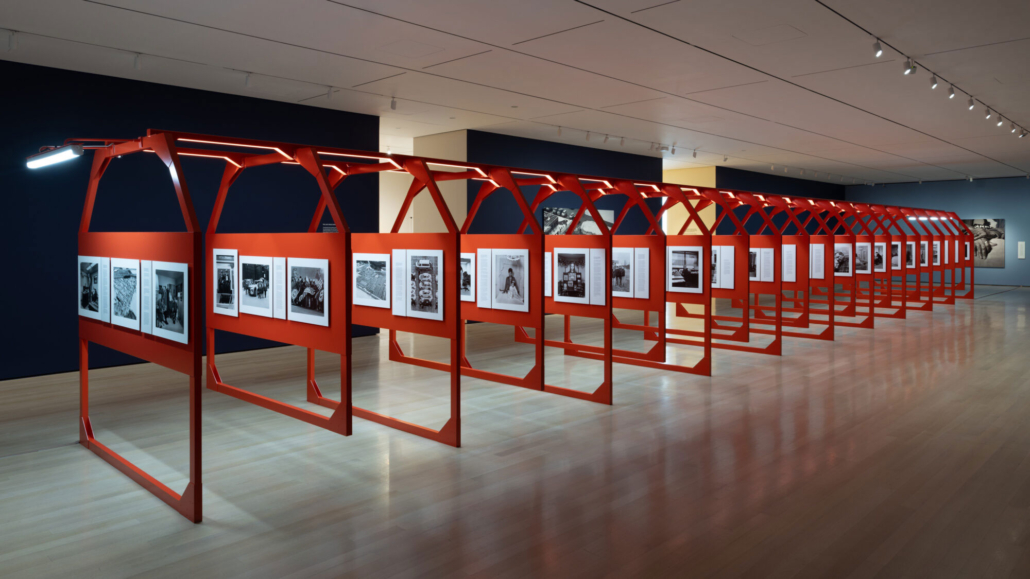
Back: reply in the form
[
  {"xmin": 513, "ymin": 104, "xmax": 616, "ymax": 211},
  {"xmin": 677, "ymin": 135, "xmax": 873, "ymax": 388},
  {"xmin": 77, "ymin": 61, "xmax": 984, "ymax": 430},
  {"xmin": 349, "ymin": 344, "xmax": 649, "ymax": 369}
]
[{"xmin": 2, "ymin": 285, "xmax": 1029, "ymax": 578}]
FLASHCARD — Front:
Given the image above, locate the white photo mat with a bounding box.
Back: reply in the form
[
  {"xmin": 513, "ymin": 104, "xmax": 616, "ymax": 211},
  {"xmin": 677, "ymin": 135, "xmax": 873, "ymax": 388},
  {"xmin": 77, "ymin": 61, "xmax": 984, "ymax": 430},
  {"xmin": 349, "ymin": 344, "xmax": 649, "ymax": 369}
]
[
  {"xmin": 152, "ymin": 261, "xmax": 188, "ymax": 344},
  {"xmin": 353, "ymin": 252, "xmax": 391, "ymax": 309},
  {"xmin": 239, "ymin": 255, "xmax": 274, "ymax": 318},
  {"xmin": 212, "ymin": 248, "xmax": 239, "ymax": 317}
]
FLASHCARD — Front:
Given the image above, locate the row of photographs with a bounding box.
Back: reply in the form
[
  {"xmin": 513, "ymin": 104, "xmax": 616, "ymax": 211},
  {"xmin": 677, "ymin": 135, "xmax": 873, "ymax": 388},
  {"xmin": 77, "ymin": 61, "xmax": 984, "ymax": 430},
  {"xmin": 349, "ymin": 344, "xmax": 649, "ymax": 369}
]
[
  {"xmin": 829, "ymin": 240, "xmax": 967, "ymax": 277},
  {"xmin": 212, "ymin": 249, "xmax": 329, "ymax": 327},
  {"xmin": 78, "ymin": 255, "xmax": 189, "ymax": 344},
  {"xmin": 354, "ymin": 249, "xmax": 445, "ymax": 321}
]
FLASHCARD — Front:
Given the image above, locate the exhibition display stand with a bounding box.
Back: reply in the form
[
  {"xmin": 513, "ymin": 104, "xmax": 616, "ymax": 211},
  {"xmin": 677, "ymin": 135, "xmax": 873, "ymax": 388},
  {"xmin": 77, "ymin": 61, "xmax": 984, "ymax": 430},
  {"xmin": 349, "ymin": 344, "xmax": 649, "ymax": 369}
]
[
  {"xmin": 899, "ymin": 208, "xmax": 937, "ymax": 312},
  {"xmin": 831, "ymin": 202, "xmax": 875, "ymax": 329}
]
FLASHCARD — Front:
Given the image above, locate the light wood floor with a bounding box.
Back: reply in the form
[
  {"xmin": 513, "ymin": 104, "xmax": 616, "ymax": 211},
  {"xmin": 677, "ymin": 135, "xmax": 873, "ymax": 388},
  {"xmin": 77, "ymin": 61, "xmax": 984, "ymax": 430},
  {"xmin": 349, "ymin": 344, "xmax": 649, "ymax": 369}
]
[{"xmin": 2, "ymin": 285, "xmax": 1028, "ymax": 578}]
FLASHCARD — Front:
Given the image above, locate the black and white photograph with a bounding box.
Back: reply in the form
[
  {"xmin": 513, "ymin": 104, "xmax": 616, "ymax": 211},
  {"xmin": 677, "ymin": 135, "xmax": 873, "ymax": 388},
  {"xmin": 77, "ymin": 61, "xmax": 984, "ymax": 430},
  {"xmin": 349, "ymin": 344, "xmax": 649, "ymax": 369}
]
[
  {"xmin": 962, "ymin": 219, "xmax": 1006, "ymax": 268},
  {"xmin": 611, "ymin": 248, "xmax": 633, "ymax": 298},
  {"xmin": 407, "ymin": 250, "xmax": 443, "ymax": 321},
  {"xmin": 874, "ymin": 242, "xmax": 887, "ymax": 273},
  {"xmin": 667, "ymin": 246, "xmax": 702, "ymax": 294},
  {"xmin": 460, "ymin": 252, "xmax": 475, "ymax": 302},
  {"xmin": 212, "ymin": 248, "xmax": 238, "ymax": 317},
  {"xmin": 78, "ymin": 255, "xmax": 101, "ymax": 320},
  {"xmin": 932, "ymin": 240, "xmax": 941, "ymax": 266},
  {"xmin": 855, "ymin": 242, "xmax": 871, "ymax": 275},
  {"xmin": 492, "ymin": 248, "xmax": 529, "ymax": 312},
  {"xmin": 711, "ymin": 246, "xmax": 720, "ymax": 289},
  {"xmin": 240, "ymin": 255, "xmax": 273, "ymax": 317},
  {"xmin": 907, "ymin": 241, "xmax": 916, "ymax": 268},
  {"xmin": 748, "ymin": 248, "xmax": 759, "ymax": 281},
  {"xmin": 542, "ymin": 207, "xmax": 615, "ymax": 235},
  {"xmin": 833, "ymin": 243, "xmax": 852, "ymax": 276},
  {"xmin": 920, "ymin": 241, "xmax": 929, "ymax": 267},
  {"xmin": 353, "ymin": 253, "xmax": 390, "ymax": 309},
  {"xmin": 111, "ymin": 257, "xmax": 140, "ymax": 331},
  {"xmin": 554, "ymin": 248, "xmax": 589, "ymax": 304},
  {"xmin": 289, "ymin": 257, "xmax": 329, "ymax": 326},
  {"xmin": 891, "ymin": 241, "xmax": 902, "ymax": 270},
  {"xmin": 152, "ymin": 261, "xmax": 188, "ymax": 344}
]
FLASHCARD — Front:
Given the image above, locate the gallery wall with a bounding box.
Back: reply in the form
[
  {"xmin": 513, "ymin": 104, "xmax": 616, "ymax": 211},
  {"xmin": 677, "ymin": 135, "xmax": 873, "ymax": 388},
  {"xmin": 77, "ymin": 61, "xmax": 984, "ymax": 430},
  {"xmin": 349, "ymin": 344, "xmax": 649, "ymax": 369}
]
[
  {"xmin": 0, "ymin": 60, "xmax": 379, "ymax": 381},
  {"xmin": 846, "ymin": 177, "xmax": 1030, "ymax": 286},
  {"xmin": 464, "ymin": 131, "xmax": 664, "ymax": 235}
]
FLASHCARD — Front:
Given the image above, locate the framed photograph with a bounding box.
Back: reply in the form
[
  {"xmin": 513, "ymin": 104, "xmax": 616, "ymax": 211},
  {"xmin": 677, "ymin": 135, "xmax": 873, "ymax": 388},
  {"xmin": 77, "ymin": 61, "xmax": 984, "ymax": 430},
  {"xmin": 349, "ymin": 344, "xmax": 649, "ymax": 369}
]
[
  {"xmin": 407, "ymin": 250, "xmax": 443, "ymax": 321},
  {"xmin": 748, "ymin": 248, "xmax": 759, "ymax": 281},
  {"xmin": 492, "ymin": 248, "xmax": 529, "ymax": 312},
  {"xmin": 962, "ymin": 219, "xmax": 1005, "ymax": 268},
  {"xmin": 855, "ymin": 242, "xmax": 872, "ymax": 275},
  {"xmin": 542, "ymin": 207, "xmax": 614, "ymax": 235},
  {"xmin": 906, "ymin": 241, "xmax": 916, "ymax": 268},
  {"xmin": 353, "ymin": 253, "xmax": 390, "ymax": 309},
  {"xmin": 240, "ymin": 255, "xmax": 273, "ymax": 318},
  {"xmin": 152, "ymin": 261, "xmax": 188, "ymax": 344},
  {"xmin": 289, "ymin": 257, "xmax": 329, "ymax": 326},
  {"xmin": 111, "ymin": 258, "xmax": 141, "ymax": 331},
  {"xmin": 212, "ymin": 248, "xmax": 238, "ymax": 317},
  {"xmin": 833, "ymin": 243, "xmax": 852, "ymax": 277},
  {"xmin": 78, "ymin": 255, "xmax": 103, "ymax": 321},
  {"xmin": 932, "ymin": 241, "xmax": 941, "ymax": 266},
  {"xmin": 891, "ymin": 241, "xmax": 902, "ymax": 271},
  {"xmin": 874, "ymin": 242, "xmax": 887, "ymax": 273},
  {"xmin": 611, "ymin": 247, "xmax": 634, "ymax": 298},
  {"xmin": 460, "ymin": 252, "xmax": 475, "ymax": 302},
  {"xmin": 667, "ymin": 246, "xmax": 702, "ymax": 294},
  {"xmin": 920, "ymin": 241, "xmax": 929, "ymax": 267},
  {"xmin": 554, "ymin": 248, "xmax": 589, "ymax": 304}
]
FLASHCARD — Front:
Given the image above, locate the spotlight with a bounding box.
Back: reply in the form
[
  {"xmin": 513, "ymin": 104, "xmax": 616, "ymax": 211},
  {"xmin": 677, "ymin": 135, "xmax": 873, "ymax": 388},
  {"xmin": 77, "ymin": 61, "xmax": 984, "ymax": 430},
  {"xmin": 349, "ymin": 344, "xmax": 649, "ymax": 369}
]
[
  {"xmin": 557, "ymin": 126, "xmax": 562, "ymax": 137},
  {"xmin": 968, "ymin": 97, "xmax": 975, "ymax": 110},
  {"xmin": 1011, "ymin": 123, "xmax": 1017, "ymax": 133},
  {"xmin": 949, "ymin": 85, "xmax": 955, "ymax": 99},
  {"xmin": 244, "ymin": 73, "xmax": 251, "ymax": 88},
  {"xmin": 1021, "ymin": 130, "xmax": 1027, "ymax": 139},
  {"xmin": 997, "ymin": 117, "xmax": 1004, "ymax": 127},
  {"xmin": 692, "ymin": 148, "xmax": 696, "ymax": 158},
  {"xmin": 26, "ymin": 144, "xmax": 84, "ymax": 169},
  {"xmin": 985, "ymin": 108, "xmax": 991, "ymax": 120},
  {"xmin": 386, "ymin": 145, "xmax": 391, "ymax": 155},
  {"xmin": 6, "ymin": 30, "xmax": 16, "ymax": 52},
  {"xmin": 930, "ymin": 75, "xmax": 937, "ymax": 89},
  {"xmin": 390, "ymin": 97, "xmax": 397, "ymax": 110},
  {"xmin": 873, "ymin": 39, "xmax": 883, "ymax": 58},
  {"xmin": 327, "ymin": 86, "xmax": 333, "ymax": 100},
  {"xmin": 604, "ymin": 134, "xmax": 609, "ymax": 143},
  {"xmin": 723, "ymin": 155, "xmax": 728, "ymax": 162},
  {"xmin": 586, "ymin": 131, "xmax": 591, "ymax": 141},
  {"xmin": 903, "ymin": 58, "xmax": 916, "ymax": 75},
  {"xmin": 620, "ymin": 137, "xmax": 624, "ymax": 146},
  {"xmin": 134, "ymin": 53, "xmax": 142, "ymax": 71}
]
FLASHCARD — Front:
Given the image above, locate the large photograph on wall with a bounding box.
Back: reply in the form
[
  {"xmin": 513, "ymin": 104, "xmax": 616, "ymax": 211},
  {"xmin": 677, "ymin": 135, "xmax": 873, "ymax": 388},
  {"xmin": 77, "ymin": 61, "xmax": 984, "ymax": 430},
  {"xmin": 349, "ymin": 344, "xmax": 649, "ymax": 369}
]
[
  {"xmin": 962, "ymin": 219, "xmax": 1006, "ymax": 268},
  {"xmin": 542, "ymin": 207, "xmax": 614, "ymax": 235}
]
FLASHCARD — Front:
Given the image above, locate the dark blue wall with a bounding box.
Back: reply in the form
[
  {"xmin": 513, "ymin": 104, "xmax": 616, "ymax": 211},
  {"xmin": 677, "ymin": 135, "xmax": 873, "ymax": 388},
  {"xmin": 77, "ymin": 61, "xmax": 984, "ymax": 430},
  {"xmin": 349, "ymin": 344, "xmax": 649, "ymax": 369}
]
[
  {"xmin": 846, "ymin": 177, "xmax": 1030, "ymax": 285},
  {"xmin": 712, "ymin": 167, "xmax": 847, "ymax": 235},
  {"xmin": 464, "ymin": 131, "xmax": 663, "ymax": 234},
  {"xmin": 0, "ymin": 60, "xmax": 379, "ymax": 381}
]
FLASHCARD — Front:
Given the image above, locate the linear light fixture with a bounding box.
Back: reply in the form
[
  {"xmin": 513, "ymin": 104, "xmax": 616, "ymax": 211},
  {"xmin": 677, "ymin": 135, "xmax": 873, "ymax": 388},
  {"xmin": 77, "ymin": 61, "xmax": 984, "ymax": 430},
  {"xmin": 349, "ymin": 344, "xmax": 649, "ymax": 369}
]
[{"xmin": 26, "ymin": 144, "xmax": 84, "ymax": 169}]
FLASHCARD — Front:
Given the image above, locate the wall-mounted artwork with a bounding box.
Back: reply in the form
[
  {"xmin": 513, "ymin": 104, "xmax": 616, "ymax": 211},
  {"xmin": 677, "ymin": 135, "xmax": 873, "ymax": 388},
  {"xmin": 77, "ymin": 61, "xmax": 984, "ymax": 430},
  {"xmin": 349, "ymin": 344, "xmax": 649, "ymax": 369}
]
[
  {"xmin": 833, "ymin": 243, "xmax": 852, "ymax": 277},
  {"xmin": 542, "ymin": 207, "xmax": 614, "ymax": 235},
  {"xmin": 667, "ymin": 246, "xmax": 702, "ymax": 294},
  {"xmin": 353, "ymin": 253, "xmax": 390, "ymax": 309},
  {"xmin": 407, "ymin": 250, "xmax": 443, "ymax": 321},
  {"xmin": 611, "ymin": 248, "xmax": 633, "ymax": 298},
  {"xmin": 111, "ymin": 258, "xmax": 141, "ymax": 331},
  {"xmin": 855, "ymin": 242, "xmax": 872, "ymax": 275},
  {"xmin": 152, "ymin": 261, "xmax": 188, "ymax": 344},
  {"xmin": 289, "ymin": 257, "xmax": 329, "ymax": 326},
  {"xmin": 212, "ymin": 248, "xmax": 238, "ymax": 317},
  {"xmin": 78, "ymin": 255, "xmax": 104, "ymax": 321},
  {"xmin": 962, "ymin": 219, "xmax": 1005, "ymax": 268},
  {"xmin": 460, "ymin": 253, "xmax": 475, "ymax": 302},
  {"xmin": 492, "ymin": 249, "xmax": 529, "ymax": 312},
  {"xmin": 240, "ymin": 255, "xmax": 273, "ymax": 318},
  {"xmin": 554, "ymin": 249, "xmax": 589, "ymax": 304},
  {"xmin": 874, "ymin": 242, "xmax": 887, "ymax": 273}
]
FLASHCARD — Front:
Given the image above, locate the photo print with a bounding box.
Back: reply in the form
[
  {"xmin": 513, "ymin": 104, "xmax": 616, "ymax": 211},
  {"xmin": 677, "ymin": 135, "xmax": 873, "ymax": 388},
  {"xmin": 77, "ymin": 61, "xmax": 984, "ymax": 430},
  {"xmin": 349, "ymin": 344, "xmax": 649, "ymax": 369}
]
[
  {"xmin": 962, "ymin": 219, "xmax": 1005, "ymax": 268},
  {"xmin": 748, "ymin": 248, "xmax": 759, "ymax": 281},
  {"xmin": 920, "ymin": 241, "xmax": 929, "ymax": 267},
  {"xmin": 932, "ymin": 241, "xmax": 941, "ymax": 266},
  {"xmin": 906, "ymin": 241, "xmax": 916, "ymax": 267},
  {"xmin": 353, "ymin": 253, "xmax": 390, "ymax": 309},
  {"xmin": 542, "ymin": 207, "xmax": 615, "ymax": 235},
  {"xmin": 874, "ymin": 242, "xmax": 887, "ymax": 273},
  {"xmin": 855, "ymin": 242, "xmax": 872, "ymax": 275},
  {"xmin": 212, "ymin": 248, "xmax": 238, "ymax": 317},
  {"xmin": 78, "ymin": 255, "xmax": 102, "ymax": 321},
  {"xmin": 240, "ymin": 255, "xmax": 273, "ymax": 317},
  {"xmin": 667, "ymin": 246, "xmax": 702, "ymax": 294},
  {"xmin": 460, "ymin": 252, "xmax": 475, "ymax": 302},
  {"xmin": 407, "ymin": 250, "xmax": 443, "ymax": 321},
  {"xmin": 111, "ymin": 257, "xmax": 140, "ymax": 331},
  {"xmin": 152, "ymin": 261, "xmax": 188, "ymax": 344},
  {"xmin": 891, "ymin": 241, "xmax": 902, "ymax": 270},
  {"xmin": 611, "ymin": 247, "xmax": 633, "ymax": 298},
  {"xmin": 711, "ymin": 246, "xmax": 720, "ymax": 288},
  {"xmin": 492, "ymin": 248, "xmax": 529, "ymax": 313},
  {"xmin": 289, "ymin": 257, "xmax": 329, "ymax": 326},
  {"xmin": 554, "ymin": 248, "xmax": 589, "ymax": 304},
  {"xmin": 833, "ymin": 243, "xmax": 853, "ymax": 276}
]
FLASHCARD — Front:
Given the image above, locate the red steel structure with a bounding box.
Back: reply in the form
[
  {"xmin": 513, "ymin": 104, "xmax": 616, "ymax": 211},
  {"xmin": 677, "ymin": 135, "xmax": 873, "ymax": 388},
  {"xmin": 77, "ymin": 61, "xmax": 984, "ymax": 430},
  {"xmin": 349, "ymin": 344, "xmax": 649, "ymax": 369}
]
[{"xmin": 54, "ymin": 130, "xmax": 970, "ymax": 522}]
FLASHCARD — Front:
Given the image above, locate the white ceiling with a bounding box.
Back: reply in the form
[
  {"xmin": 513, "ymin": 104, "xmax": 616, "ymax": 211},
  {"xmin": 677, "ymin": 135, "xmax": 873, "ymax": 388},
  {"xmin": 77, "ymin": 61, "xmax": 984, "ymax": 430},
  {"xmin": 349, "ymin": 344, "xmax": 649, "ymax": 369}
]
[{"xmin": 3, "ymin": 0, "xmax": 1029, "ymax": 183}]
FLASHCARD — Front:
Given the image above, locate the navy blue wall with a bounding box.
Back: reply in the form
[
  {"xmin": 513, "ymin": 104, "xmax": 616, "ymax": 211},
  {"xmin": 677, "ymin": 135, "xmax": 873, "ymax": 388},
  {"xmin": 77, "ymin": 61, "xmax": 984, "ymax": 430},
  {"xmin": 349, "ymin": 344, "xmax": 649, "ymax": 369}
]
[
  {"xmin": 846, "ymin": 177, "xmax": 1030, "ymax": 286},
  {"xmin": 713, "ymin": 167, "xmax": 847, "ymax": 235},
  {"xmin": 0, "ymin": 60, "xmax": 379, "ymax": 381},
  {"xmin": 464, "ymin": 131, "xmax": 663, "ymax": 234}
]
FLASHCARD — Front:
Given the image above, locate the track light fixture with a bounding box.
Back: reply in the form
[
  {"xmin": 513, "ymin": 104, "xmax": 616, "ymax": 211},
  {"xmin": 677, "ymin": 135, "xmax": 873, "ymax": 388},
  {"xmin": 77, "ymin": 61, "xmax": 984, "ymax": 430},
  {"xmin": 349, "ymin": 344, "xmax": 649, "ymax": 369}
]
[
  {"xmin": 903, "ymin": 58, "xmax": 916, "ymax": 75},
  {"xmin": 586, "ymin": 131, "xmax": 591, "ymax": 141},
  {"xmin": 620, "ymin": 137, "xmax": 624, "ymax": 146},
  {"xmin": 930, "ymin": 75, "xmax": 937, "ymax": 89},
  {"xmin": 949, "ymin": 85, "xmax": 955, "ymax": 99},
  {"xmin": 557, "ymin": 126, "xmax": 562, "ymax": 137},
  {"xmin": 390, "ymin": 97, "xmax": 397, "ymax": 110},
  {"xmin": 1011, "ymin": 123, "xmax": 1017, "ymax": 133},
  {"xmin": 386, "ymin": 145, "xmax": 391, "ymax": 155},
  {"xmin": 985, "ymin": 108, "xmax": 992, "ymax": 120},
  {"xmin": 6, "ymin": 30, "xmax": 16, "ymax": 52},
  {"xmin": 603, "ymin": 134, "xmax": 609, "ymax": 143},
  {"xmin": 692, "ymin": 148, "xmax": 697, "ymax": 158},
  {"xmin": 133, "ymin": 53, "xmax": 142, "ymax": 71},
  {"xmin": 997, "ymin": 117, "xmax": 1004, "ymax": 127},
  {"xmin": 326, "ymin": 86, "xmax": 333, "ymax": 100},
  {"xmin": 244, "ymin": 73, "xmax": 251, "ymax": 88},
  {"xmin": 771, "ymin": 165, "xmax": 774, "ymax": 171},
  {"xmin": 1021, "ymin": 130, "xmax": 1027, "ymax": 139},
  {"xmin": 873, "ymin": 39, "xmax": 883, "ymax": 58},
  {"xmin": 968, "ymin": 97, "xmax": 975, "ymax": 110},
  {"xmin": 723, "ymin": 155, "xmax": 728, "ymax": 163}
]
